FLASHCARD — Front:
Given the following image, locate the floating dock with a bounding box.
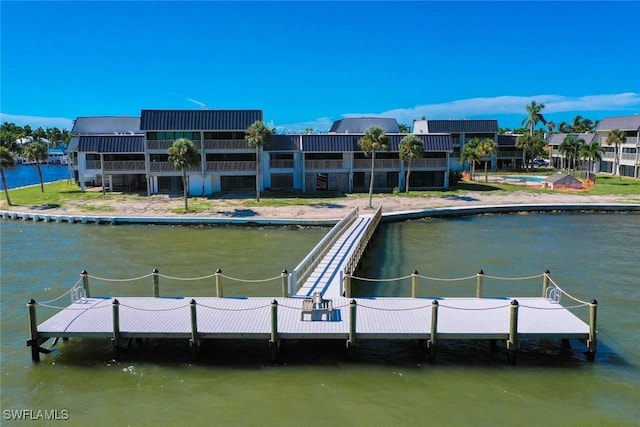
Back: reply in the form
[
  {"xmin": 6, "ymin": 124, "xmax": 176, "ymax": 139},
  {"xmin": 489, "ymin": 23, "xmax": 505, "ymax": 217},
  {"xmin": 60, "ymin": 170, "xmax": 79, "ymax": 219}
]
[{"xmin": 26, "ymin": 208, "xmax": 598, "ymax": 364}]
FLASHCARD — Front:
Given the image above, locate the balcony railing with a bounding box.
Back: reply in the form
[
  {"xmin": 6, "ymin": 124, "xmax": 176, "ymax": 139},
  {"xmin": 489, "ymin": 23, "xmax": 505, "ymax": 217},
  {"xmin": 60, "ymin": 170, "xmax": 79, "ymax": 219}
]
[
  {"xmin": 85, "ymin": 160, "xmax": 100, "ymax": 170},
  {"xmin": 353, "ymin": 159, "xmax": 400, "ymax": 169},
  {"xmin": 147, "ymin": 140, "xmax": 174, "ymax": 150},
  {"xmin": 410, "ymin": 158, "xmax": 447, "ymax": 168},
  {"xmin": 149, "ymin": 162, "xmax": 180, "ymax": 172},
  {"xmin": 103, "ymin": 161, "xmax": 146, "ymax": 172},
  {"xmin": 305, "ymin": 160, "xmax": 345, "ymax": 170},
  {"xmin": 203, "ymin": 139, "xmax": 248, "ymax": 150},
  {"xmin": 270, "ymin": 159, "xmax": 294, "ymax": 169},
  {"xmin": 206, "ymin": 161, "xmax": 255, "ymax": 172}
]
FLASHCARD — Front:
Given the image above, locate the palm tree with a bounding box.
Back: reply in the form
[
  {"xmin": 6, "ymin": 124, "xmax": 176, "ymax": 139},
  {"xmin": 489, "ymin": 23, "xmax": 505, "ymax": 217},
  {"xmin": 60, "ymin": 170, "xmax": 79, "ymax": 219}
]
[
  {"xmin": 399, "ymin": 134, "xmax": 423, "ymax": 194},
  {"xmin": 167, "ymin": 138, "xmax": 200, "ymax": 210},
  {"xmin": 546, "ymin": 121, "xmax": 555, "ymax": 135},
  {"xmin": 515, "ymin": 134, "xmax": 533, "ymax": 171},
  {"xmin": 0, "ymin": 146, "xmax": 15, "ymax": 205},
  {"xmin": 23, "ymin": 140, "xmax": 48, "ymax": 192},
  {"xmin": 558, "ymin": 121, "xmax": 571, "ymax": 133},
  {"xmin": 521, "ymin": 101, "xmax": 546, "ymax": 172},
  {"xmin": 397, "ymin": 123, "xmax": 411, "ymax": 133},
  {"xmin": 245, "ymin": 121, "xmax": 272, "ymax": 202},
  {"xmin": 605, "ymin": 129, "xmax": 626, "ymax": 181},
  {"xmin": 476, "ymin": 138, "xmax": 498, "ymax": 182},
  {"xmin": 580, "ymin": 141, "xmax": 603, "ymax": 181},
  {"xmin": 359, "ymin": 126, "xmax": 389, "ymax": 208},
  {"xmin": 559, "ymin": 136, "xmax": 584, "ymax": 175},
  {"xmin": 460, "ymin": 138, "xmax": 481, "ymax": 180}
]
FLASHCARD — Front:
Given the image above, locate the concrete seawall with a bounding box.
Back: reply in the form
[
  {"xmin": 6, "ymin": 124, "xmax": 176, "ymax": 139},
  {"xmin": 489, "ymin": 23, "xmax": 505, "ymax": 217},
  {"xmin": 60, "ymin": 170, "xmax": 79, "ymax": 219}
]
[{"xmin": 2, "ymin": 203, "xmax": 639, "ymax": 227}]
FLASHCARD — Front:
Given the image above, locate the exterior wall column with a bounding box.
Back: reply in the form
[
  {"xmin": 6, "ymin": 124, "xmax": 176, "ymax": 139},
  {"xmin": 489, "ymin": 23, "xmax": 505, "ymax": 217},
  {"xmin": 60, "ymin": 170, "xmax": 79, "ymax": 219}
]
[
  {"xmin": 263, "ymin": 151, "xmax": 272, "ymax": 190},
  {"xmin": 78, "ymin": 152, "xmax": 87, "ymax": 191},
  {"xmin": 293, "ymin": 152, "xmax": 303, "ymax": 190}
]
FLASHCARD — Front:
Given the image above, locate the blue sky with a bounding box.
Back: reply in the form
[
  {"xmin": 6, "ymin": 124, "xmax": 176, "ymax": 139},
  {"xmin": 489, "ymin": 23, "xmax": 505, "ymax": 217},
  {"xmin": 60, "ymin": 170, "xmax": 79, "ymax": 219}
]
[{"xmin": 1, "ymin": 1, "xmax": 639, "ymax": 133}]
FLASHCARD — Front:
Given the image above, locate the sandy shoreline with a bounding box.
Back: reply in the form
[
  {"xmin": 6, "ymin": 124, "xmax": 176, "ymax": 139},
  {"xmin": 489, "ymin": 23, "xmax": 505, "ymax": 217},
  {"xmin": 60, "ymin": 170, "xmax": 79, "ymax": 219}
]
[{"xmin": 3, "ymin": 191, "xmax": 637, "ymax": 221}]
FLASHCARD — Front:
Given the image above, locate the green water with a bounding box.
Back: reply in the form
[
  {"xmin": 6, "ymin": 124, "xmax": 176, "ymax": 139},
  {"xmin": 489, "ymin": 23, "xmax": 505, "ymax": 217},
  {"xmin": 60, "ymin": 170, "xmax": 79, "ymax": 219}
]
[{"xmin": 1, "ymin": 214, "xmax": 639, "ymax": 426}]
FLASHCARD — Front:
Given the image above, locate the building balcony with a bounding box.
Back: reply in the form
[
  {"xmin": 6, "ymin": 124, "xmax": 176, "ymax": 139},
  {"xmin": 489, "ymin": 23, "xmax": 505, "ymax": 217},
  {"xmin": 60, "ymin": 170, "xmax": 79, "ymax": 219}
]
[
  {"xmin": 270, "ymin": 159, "xmax": 294, "ymax": 169},
  {"xmin": 497, "ymin": 150, "xmax": 521, "ymax": 158},
  {"xmin": 305, "ymin": 160, "xmax": 345, "ymax": 170},
  {"xmin": 353, "ymin": 159, "xmax": 400, "ymax": 170},
  {"xmin": 206, "ymin": 161, "xmax": 255, "ymax": 172},
  {"xmin": 149, "ymin": 162, "xmax": 180, "ymax": 172},
  {"xmin": 103, "ymin": 161, "xmax": 146, "ymax": 172},
  {"xmin": 147, "ymin": 140, "xmax": 174, "ymax": 150},
  {"xmin": 203, "ymin": 139, "xmax": 248, "ymax": 150}
]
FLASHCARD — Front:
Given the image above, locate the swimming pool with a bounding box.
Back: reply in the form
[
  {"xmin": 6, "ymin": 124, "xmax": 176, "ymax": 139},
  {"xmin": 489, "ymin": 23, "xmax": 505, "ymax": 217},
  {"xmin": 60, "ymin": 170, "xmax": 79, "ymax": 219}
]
[{"xmin": 488, "ymin": 175, "xmax": 547, "ymax": 184}]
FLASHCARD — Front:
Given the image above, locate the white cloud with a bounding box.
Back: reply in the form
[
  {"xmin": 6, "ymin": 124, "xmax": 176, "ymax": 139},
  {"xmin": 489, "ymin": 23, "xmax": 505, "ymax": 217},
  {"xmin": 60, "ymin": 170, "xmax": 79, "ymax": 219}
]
[
  {"xmin": 279, "ymin": 92, "xmax": 640, "ymax": 132},
  {"xmin": 0, "ymin": 113, "xmax": 75, "ymax": 130}
]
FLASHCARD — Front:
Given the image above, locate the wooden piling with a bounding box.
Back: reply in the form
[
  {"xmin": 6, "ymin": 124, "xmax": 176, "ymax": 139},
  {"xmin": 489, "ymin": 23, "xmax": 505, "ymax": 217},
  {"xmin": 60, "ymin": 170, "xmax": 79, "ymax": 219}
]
[
  {"xmin": 344, "ymin": 270, "xmax": 352, "ymax": 298},
  {"xmin": 112, "ymin": 299, "xmax": 121, "ymax": 360},
  {"xmin": 428, "ymin": 300, "xmax": 439, "ymax": 362},
  {"xmin": 587, "ymin": 299, "xmax": 598, "ymax": 361},
  {"xmin": 215, "ymin": 269, "xmax": 223, "ymax": 297},
  {"xmin": 190, "ymin": 299, "xmax": 199, "ymax": 361},
  {"xmin": 411, "ymin": 270, "xmax": 419, "ymax": 298},
  {"xmin": 81, "ymin": 270, "xmax": 90, "ymax": 298},
  {"xmin": 27, "ymin": 299, "xmax": 40, "ymax": 362},
  {"xmin": 507, "ymin": 299, "xmax": 519, "ymax": 365},
  {"xmin": 270, "ymin": 300, "xmax": 279, "ymax": 362},
  {"xmin": 476, "ymin": 269, "xmax": 484, "ymax": 298},
  {"xmin": 542, "ymin": 270, "xmax": 551, "ymax": 297},
  {"xmin": 281, "ymin": 270, "xmax": 288, "ymax": 298},
  {"xmin": 347, "ymin": 299, "xmax": 357, "ymax": 360},
  {"xmin": 152, "ymin": 269, "xmax": 159, "ymax": 297}
]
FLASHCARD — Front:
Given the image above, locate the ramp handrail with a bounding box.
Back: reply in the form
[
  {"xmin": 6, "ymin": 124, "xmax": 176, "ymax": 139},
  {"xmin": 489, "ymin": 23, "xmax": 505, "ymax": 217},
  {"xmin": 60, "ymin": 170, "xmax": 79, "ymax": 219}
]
[
  {"xmin": 340, "ymin": 206, "xmax": 382, "ymax": 295},
  {"xmin": 289, "ymin": 207, "xmax": 359, "ymax": 294}
]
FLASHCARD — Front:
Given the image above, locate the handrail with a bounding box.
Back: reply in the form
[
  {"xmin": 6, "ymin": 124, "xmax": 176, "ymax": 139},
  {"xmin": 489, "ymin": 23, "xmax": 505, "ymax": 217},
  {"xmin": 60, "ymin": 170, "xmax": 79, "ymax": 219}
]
[
  {"xmin": 289, "ymin": 207, "xmax": 359, "ymax": 294},
  {"xmin": 341, "ymin": 206, "xmax": 382, "ymax": 295}
]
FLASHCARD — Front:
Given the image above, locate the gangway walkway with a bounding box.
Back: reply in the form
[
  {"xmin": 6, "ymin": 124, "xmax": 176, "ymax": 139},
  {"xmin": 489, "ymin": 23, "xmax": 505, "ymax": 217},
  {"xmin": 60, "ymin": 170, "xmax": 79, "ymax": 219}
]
[{"xmin": 290, "ymin": 207, "xmax": 382, "ymax": 299}]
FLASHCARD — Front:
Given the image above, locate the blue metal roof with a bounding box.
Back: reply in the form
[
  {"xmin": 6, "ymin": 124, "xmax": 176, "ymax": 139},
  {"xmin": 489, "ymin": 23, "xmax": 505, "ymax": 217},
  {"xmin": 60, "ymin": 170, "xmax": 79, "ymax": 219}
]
[
  {"xmin": 427, "ymin": 120, "xmax": 498, "ymax": 134},
  {"xmin": 546, "ymin": 133, "xmax": 596, "ymax": 146},
  {"xmin": 71, "ymin": 117, "xmax": 141, "ymax": 135},
  {"xmin": 267, "ymin": 135, "xmax": 301, "ymax": 151},
  {"xmin": 78, "ymin": 136, "xmax": 145, "ymax": 153},
  {"xmin": 140, "ymin": 110, "xmax": 263, "ymax": 131},
  {"xmin": 596, "ymin": 115, "xmax": 640, "ymax": 131},
  {"xmin": 329, "ymin": 117, "xmax": 400, "ymax": 133},
  {"xmin": 300, "ymin": 134, "xmax": 452, "ymax": 152}
]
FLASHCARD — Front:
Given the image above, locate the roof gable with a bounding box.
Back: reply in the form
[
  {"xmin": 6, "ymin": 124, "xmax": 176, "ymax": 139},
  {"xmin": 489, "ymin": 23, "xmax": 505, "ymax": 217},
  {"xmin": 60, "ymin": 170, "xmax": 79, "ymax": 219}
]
[
  {"xmin": 71, "ymin": 117, "xmax": 141, "ymax": 135},
  {"xmin": 546, "ymin": 133, "xmax": 596, "ymax": 146},
  {"xmin": 596, "ymin": 115, "xmax": 640, "ymax": 131},
  {"xmin": 329, "ymin": 117, "xmax": 400, "ymax": 133},
  {"xmin": 140, "ymin": 110, "xmax": 262, "ymax": 131}
]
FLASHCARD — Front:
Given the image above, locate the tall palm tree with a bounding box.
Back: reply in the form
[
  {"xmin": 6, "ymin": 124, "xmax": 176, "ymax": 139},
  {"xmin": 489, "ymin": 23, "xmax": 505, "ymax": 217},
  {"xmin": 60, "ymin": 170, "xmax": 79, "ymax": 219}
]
[
  {"xmin": 460, "ymin": 138, "xmax": 481, "ymax": 180},
  {"xmin": 521, "ymin": 101, "xmax": 546, "ymax": 172},
  {"xmin": 559, "ymin": 136, "xmax": 584, "ymax": 175},
  {"xmin": 605, "ymin": 129, "xmax": 626, "ymax": 181},
  {"xmin": 245, "ymin": 121, "xmax": 272, "ymax": 202},
  {"xmin": 359, "ymin": 126, "xmax": 389, "ymax": 208},
  {"xmin": 1, "ymin": 146, "xmax": 15, "ymax": 205},
  {"xmin": 23, "ymin": 140, "xmax": 48, "ymax": 192},
  {"xmin": 580, "ymin": 140, "xmax": 603, "ymax": 181},
  {"xmin": 515, "ymin": 134, "xmax": 533, "ymax": 171},
  {"xmin": 168, "ymin": 138, "xmax": 200, "ymax": 210},
  {"xmin": 476, "ymin": 138, "xmax": 498, "ymax": 182},
  {"xmin": 399, "ymin": 134, "xmax": 423, "ymax": 194}
]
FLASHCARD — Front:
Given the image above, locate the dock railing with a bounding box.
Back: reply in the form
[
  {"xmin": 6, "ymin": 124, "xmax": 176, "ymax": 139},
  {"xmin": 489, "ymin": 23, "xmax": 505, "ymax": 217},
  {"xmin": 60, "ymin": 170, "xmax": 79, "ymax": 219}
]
[
  {"xmin": 340, "ymin": 206, "xmax": 382, "ymax": 296},
  {"xmin": 289, "ymin": 207, "xmax": 359, "ymax": 295}
]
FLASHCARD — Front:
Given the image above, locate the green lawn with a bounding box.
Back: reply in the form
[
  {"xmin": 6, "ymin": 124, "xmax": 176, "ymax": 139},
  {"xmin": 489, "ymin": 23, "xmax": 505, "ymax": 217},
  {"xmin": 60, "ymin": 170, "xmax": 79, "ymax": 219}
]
[{"xmin": 2, "ymin": 175, "xmax": 639, "ymax": 212}]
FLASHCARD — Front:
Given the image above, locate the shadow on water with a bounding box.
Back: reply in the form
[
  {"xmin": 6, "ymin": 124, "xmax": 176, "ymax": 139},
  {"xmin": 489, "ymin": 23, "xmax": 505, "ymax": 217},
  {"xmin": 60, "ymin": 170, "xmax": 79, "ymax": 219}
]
[{"xmin": 40, "ymin": 336, "xmax": 629, "ymax": 370}]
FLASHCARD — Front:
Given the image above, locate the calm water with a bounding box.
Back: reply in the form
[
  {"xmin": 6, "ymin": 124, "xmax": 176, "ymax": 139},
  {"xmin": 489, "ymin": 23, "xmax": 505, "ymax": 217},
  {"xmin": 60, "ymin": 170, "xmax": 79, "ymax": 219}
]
[
  {"xmin": 1, "ymin": 214, "xmax": 639, "ymax": 426},
  {"xmin": 0, "ymin": 164, "xmax": 70, "ymax": 190}
]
